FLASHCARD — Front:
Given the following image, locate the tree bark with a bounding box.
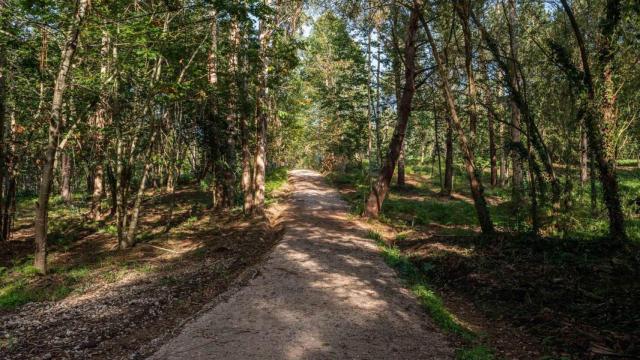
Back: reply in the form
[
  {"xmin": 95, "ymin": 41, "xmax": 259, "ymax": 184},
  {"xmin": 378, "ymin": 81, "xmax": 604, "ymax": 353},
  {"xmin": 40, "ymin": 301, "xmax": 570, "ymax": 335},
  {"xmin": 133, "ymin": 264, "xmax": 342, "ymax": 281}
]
[
  {"xmin": 60, "ymin": 151, "xmax": 72, "ymax": 202},
  {"xmin": 240, "ymin": 48, "xmax": 253, "ymax": 214},
  {"xmin": 421, "ymin": 10, "xmax": 495, "ymax": 234},
  {"xmin": 123, "ymin": 131, "xmax": 157, "ymax": 248},
  {"xmin": 580, "ymin": 125, "xmax": 589, "ymax": 185},
  {"xmin": 397, "ymin": 147, "xmax": 406, "ymax": 187},
  {"xmin": 0, "ymin": 32, "xmax": 6, "ymax": 241},
  {"xmin": 1, "ymin": 112, "xmax": 16, "ymax": 241},
  {"xmin": 252, "ymin": 1, "xmax": 273, "ymax": 214},
  {"xmin": 363, "ymin": 2, "xmax": 420, "ymax": 217},
  {"xmin": 443, "ymin": 119, "xmax": 454, "ymax": 195},
  {"xmin": 434, "ymin": 104, "xmax": 443, "ymax": 187},
  {"xmin": 499, "ymin": 122, "xmax": 507, "ymax": 186},
  {"xmin": 89, "ymin": 30, "xmax": 111, "ymax": 220},
  {"xmin": 34, "ymin": 0, "xmax": 89, "ymax": 274}
]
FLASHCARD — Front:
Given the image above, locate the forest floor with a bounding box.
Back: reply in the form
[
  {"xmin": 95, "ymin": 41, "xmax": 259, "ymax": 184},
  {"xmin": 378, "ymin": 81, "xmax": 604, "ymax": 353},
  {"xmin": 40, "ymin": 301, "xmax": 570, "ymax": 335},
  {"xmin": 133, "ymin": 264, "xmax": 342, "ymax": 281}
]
[
  {"xmin": 0, "ymin": 170, "xmax": 289, "ymax": 359},
  {"xmin": 328, "ymin": 165, "xmax": 640, "ymax": 359},
  {"xmin": 150, "ymin": 169, "xmax": 453, "ymax": 359}
]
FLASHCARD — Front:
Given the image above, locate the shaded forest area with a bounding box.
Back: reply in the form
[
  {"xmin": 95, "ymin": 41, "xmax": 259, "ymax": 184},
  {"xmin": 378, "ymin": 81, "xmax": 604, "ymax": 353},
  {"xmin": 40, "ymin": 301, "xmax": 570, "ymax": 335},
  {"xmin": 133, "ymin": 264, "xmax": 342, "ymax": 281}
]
[{"xmin": 1, "ymin": 0, "xmax": 639, "ymax": 359}]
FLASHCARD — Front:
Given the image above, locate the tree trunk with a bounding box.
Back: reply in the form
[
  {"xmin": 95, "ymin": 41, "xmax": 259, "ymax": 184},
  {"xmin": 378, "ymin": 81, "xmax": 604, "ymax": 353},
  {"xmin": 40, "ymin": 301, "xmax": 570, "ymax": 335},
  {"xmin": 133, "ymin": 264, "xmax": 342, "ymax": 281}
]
[
  {"xmin": 219, "ymin": 18, "xmax": 240, "ymax": 209},
  {"xmin": 60, "ymin": 151, "xmax": 72, "ymax": 202},
  {"xmin": 366, "ymin": 26, "xmax": 374, "ymax": 166},
  {"xmin": 1, "ymin": 112, "xmax": 16, "ymax": 241},
  {"xmin": 375, "ymin": 32, "xmax": 383, "ymax": 166},
  {"xmin": 421, "ymin": 11, "xmax": 495, "ymax": 234},
  {"xmin": 481, "ymin": 50, "xmax": 498, "ymax": 187},
  {"xmin": 397, "ymin": 147, "xmax": 405, "ymax": 187},
  {"xmin": 89, "ymin": 30, "xmax": 111, "ymax": 220},
  {"xmin": 393, "ymin": 48, "xmax": 405, "ymax": 188},
  {"xmin": 124, "ymin": 131, "xmax": 157, "ymax": 248},
  {"xmin": 34, "ymin": 0, "xmax": 88, "ymax": 274},
  {"xmin": 434, "ymin": 106, "xmax": 443, "ymax": 188},
  {"xmin": 0, "ymin": 35, "xmax": 6, "ymax": 241},
  {"xmin": 559, "ymin": 0, "xmax": 626, "ymax": 242},
  {"xmin": 488, "ymin": 107, "xmax": 498, "ymax": 187},
  {"xmin": 240, "ymin": 51, "xmax": 253, "ymax": 214},
  {"xmin": 506, "ymin": 0, "xmax": 523, "ymax": 193},
  {"xmin": 580, "ymin": 125, "xmax": 589, "ymax": 185},
  {"xmin": 470, "ymin": 8, "xmax": 562, "ymax": 205},
  {"xmin": 363, "ymin": 3, "xmax": 420, "ymax": 217},
  {"xmin": 252, "ymin": 2, "xmax": 272, "ymax": 214},
  {"xmin": 443, "ymin": 120, "xmax": 454, "ymax": 195}
]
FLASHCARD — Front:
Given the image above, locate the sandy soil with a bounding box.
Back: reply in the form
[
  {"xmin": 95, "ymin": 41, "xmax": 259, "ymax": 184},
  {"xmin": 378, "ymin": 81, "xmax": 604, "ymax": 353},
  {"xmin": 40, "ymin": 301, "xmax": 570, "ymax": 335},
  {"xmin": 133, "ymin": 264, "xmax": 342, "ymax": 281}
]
[{"xmin": 150, "ymin": 169, "xmax": 452, "ymax": 360}]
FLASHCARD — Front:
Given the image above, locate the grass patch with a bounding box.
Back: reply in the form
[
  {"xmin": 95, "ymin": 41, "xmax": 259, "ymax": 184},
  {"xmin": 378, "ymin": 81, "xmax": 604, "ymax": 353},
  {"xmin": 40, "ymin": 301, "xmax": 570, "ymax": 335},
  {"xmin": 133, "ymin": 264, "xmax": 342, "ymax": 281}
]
[
  {"xmin": 265, "ymin": 167, "xmax": 289, "ymax": 203},
  {"xmin": 367, "ymin": 230, "xmax": 493, "ymax": 358},
  {"xmin": 455, "ymin": 345, "xmax": 495, "ymax": 360},
  {"xmin": 0, "ymin": 263, "xmax": 91, "ymax": 310}
]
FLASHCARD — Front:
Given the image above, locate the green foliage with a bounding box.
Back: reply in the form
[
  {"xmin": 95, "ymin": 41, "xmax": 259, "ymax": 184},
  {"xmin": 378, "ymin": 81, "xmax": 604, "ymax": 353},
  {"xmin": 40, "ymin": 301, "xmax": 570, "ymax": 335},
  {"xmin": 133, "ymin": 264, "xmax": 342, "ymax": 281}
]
[
  {"xmin": 265, "ymin": 167, "xmax": 289, "ymax": 197},
  {"xmin": 302, "ymin": 11, "xmax": 369, "ymax": 168}
]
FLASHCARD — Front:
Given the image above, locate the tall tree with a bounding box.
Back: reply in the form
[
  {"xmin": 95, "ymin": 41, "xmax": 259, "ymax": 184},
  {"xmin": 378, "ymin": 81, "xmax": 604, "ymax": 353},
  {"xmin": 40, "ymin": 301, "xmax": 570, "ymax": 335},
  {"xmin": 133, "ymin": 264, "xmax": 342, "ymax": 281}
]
[
  {"xmin": 421, "ymin": 8, "xmax": 495, "ymax": 234},
  {"xmin": 364, "ymin": 1, "xmax": 421, "ymax": 217},
  {"xmin": 34, "ymin": 0, "xmax": 89, "ymax": 274},
  {"xmin": 559, "ymin": 0, "xmax": 626, "ymax": 242}
]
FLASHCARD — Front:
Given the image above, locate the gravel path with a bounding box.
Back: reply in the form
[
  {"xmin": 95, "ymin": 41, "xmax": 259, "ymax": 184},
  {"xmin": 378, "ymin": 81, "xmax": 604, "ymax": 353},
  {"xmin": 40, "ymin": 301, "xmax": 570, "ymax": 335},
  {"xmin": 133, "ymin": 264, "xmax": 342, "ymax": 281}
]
[{"xmin": 150, "ymin": 169, "xmax": 453, "ymax": 359}]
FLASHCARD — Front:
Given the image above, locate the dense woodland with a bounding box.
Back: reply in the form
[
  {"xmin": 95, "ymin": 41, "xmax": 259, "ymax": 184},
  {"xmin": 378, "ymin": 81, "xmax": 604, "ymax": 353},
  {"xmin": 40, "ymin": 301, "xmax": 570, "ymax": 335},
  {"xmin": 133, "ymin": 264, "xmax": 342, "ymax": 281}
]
[{"xmin": 1, "ymin": 0, "xmax": 639, "ymax": 358}]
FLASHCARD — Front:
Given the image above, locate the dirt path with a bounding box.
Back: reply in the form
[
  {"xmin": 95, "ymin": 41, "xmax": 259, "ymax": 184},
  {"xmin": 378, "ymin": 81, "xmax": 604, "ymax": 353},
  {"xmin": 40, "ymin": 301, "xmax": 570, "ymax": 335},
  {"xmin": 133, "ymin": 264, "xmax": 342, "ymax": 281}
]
[{"xmin": 151, "ymin": 169, "xmax": 452, "ymax": 359}]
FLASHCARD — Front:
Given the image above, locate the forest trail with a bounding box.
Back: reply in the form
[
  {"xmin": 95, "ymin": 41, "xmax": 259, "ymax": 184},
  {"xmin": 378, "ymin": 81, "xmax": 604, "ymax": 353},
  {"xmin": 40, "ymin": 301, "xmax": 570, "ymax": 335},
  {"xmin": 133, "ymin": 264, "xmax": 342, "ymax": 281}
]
[{"xmin": 151, "ymin": 169, "xmax": 453, "ymax": 359}]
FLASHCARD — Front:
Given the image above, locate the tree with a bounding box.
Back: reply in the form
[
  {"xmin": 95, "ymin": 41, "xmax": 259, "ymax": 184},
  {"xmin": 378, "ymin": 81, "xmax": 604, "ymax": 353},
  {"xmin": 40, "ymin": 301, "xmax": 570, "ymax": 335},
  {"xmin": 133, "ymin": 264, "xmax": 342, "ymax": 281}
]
[
  {"xmin": 34, "ymin": 0, "xmax": 89, "ymax": 274},
  {"xmin": 364, "ymin": 1, "xmax": 421, "ymax": 217}
]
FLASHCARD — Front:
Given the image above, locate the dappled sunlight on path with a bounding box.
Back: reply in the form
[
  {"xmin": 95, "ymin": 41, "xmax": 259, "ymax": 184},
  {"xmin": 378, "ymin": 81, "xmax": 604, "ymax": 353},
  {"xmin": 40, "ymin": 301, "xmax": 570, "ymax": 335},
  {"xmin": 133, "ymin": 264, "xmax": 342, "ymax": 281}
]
[{"xmin": 151, "ymin": 169, "xmax": 452, "ymax": 359}]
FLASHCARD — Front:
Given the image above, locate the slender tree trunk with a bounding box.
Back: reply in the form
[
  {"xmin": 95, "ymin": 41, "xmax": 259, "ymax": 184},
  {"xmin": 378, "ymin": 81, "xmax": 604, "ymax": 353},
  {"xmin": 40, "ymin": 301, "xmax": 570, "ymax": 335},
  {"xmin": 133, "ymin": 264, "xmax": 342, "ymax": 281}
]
[
  {"xmin": 218, "ymin": 17, "xmax": 240, "ymax": 209},
  {"xmin": 115, "ymin": 138, "xmax": 126, "ymax": 247},
  {"xmin": 366, "ymin": 26, "xmax": 374, "ymax": 166},
  {"xmin": 240, "ymin": 52, "xmax": 253, "ymax": 214},
  {"xmin": 375, "ymin": 33, "xmax": 383, "ymax": 166},
  {"xmin": 252, "ymin": 2, "xmax": 273, "ymax": 214},
  {"xmin": 480, "ymin": 50, "xmax": 498, "ymax": 187},
  {"xmin": 443, "ymin": 119, "xmax": 454, "ymax": 195},
  {"xmin": 392, "ymin": 48, "xmax": 405, "ymax": 188},
  {"xmin": 421, "ymin": 11, "xmax": 495, "ymax": 234},
  {"xmin": 207, "ymin": 9, "xmax": 222, "ymax": 208},
  {"xmin": 2, "ymin": 137, "xmax": 15, "ymax": 241},
  {"xmin": 1, "ymin": 112, "xmax": 16, "ymax": 241},
  {"xmin": 363, "ymin": 3, "xmax": 420, "ymax": 217},
  {"xmin": 89, "ymin": 30, "xmax": 111, "ymax": 220},
  {"xmin": 488, "ymin": 108, "xmax": 498, "ymax": 187},
  {"xmin": 499, "ymin": 121, "xmax": 507, "ymax": 186},
  {"xmin": 124, "ymin": 131, "xmax": 157, "ymax": 248},
  {"xmin": 397, "ymin": 147, "xmax": 406, "ymax": 187},
  {"xmin": 34, "ymin": 0, "xmax": 88, "ymax": 274},
  {"xmin": 60, "ymin": 151, "xmax": 72, "ymax": 202},
  {"xmin": 580, "ymin": 125, "xmax": 589, "ymax": 185},
  {"xmin": 506, "ymin": 0, "xmax": 523, "ymax": 194},
  {"xmin": 0, "ymin": 35, "xmax": 6, "ymax": 241},
  {"xmin": 434, "ymin": 106, "xmax": 443, "ymax": 188}
]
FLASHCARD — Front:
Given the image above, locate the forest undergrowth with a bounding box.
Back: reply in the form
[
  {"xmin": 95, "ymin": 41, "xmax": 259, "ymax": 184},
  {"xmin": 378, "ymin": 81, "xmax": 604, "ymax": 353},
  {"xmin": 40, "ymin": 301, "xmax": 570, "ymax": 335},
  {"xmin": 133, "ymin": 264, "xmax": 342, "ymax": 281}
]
[
  {"xmin": 0, "ymin": 170, "xmax": 289, "ymax": 359},
  {"xmin": 328, "ymin": 163, "xmax": 640, "ymax": 359}
]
